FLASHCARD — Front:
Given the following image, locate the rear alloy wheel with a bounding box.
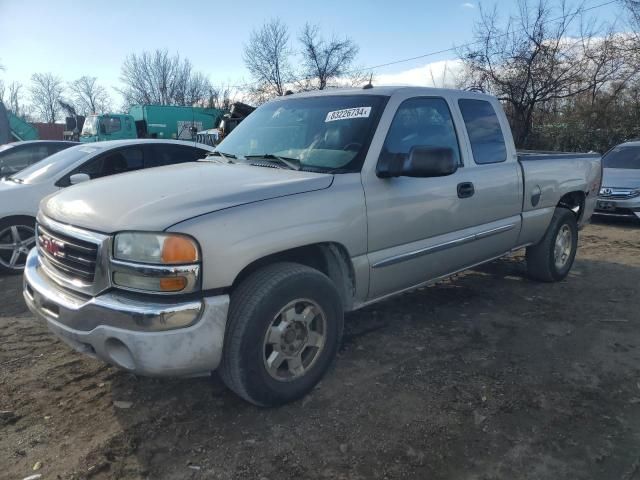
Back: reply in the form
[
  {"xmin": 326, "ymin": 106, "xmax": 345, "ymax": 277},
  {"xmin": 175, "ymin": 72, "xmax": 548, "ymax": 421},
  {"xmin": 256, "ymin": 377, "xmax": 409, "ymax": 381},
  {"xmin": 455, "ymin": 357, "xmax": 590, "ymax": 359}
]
[
  {"xmin": 0, "ymin": 221, "xmax": 36, "ymax": 273},
  {"xmin": 526, "ymin": 208, "xmax": 578, "ymax": 282}
]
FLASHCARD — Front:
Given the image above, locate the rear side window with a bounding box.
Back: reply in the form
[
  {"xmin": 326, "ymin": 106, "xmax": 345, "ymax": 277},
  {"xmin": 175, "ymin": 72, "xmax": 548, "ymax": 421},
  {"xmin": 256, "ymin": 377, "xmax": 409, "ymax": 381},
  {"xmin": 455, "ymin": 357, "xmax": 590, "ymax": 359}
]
[
  {"xmin": 380, "ymin": 97, "xmax": 462, "ymax": 166},
  {"xmin": 146, "ymin": 145, "xmax": 206, "ymax": 168},
  {"xmin": 458, "ymin": 99, "xmax": 507, "ymax": 164}
]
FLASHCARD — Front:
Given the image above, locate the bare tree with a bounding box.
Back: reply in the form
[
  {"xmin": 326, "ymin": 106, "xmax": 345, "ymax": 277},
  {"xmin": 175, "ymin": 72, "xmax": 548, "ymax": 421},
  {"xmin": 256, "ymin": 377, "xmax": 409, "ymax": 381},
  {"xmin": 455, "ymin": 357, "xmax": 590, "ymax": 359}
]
[
  {"xmin": 69, "ymin": 76, "xmax": 111, "ymax": 114},
  {"xmin": 118, "ymin": 49, "xmax": 211, "ymax": 107},
  {"xmin": 243, "ymin": 19, "xmax": 292, "ymax": 97},
  {"xmin": 205, "ymin": 84, "xmax": 234, "ymax": 110},
  {"xmin": 581, "ymin": 25, "xmax": 640, "ymax": 106},
  {"xmin": 459, "ymin": 0, "xmax": 598, "ymax": 147},
  {"xmin": 8, "ymin": 81, "xmax": 23, "ymax": 116},
  {"xmin": 623, "ymin": 0, "xmax": 640, "ymax": 29},
  {"xmin": 299, "ymin": 23, "xmax": 359, "ymax": 90},
  {"xmin": 30, "ymin": 73, "xmax": 65, "ymax": 123}
]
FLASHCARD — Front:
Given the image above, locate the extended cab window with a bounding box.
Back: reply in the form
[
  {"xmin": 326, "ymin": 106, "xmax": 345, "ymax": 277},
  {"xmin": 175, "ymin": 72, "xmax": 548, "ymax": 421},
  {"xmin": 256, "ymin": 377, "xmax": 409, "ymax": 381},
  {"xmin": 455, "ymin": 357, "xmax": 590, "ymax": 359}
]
[
  {"xmin": 379, "ymin": 97, "xmax": 461, "ymax": 167},
  {"xmin": 458, "ymin": 99, "xmax": 507, "ymax": 164}
]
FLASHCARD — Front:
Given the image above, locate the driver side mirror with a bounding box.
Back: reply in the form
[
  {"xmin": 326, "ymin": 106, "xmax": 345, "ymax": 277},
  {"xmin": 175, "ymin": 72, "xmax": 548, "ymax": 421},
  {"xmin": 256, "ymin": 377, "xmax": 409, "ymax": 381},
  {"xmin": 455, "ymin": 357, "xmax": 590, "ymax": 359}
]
[
  {"xmin": 69, "ymin": 173, "xmax": 90, "ymax": 185},
  {"xmin": 377, "ymin": 146, "xmax": 458, "ymax": 178}
]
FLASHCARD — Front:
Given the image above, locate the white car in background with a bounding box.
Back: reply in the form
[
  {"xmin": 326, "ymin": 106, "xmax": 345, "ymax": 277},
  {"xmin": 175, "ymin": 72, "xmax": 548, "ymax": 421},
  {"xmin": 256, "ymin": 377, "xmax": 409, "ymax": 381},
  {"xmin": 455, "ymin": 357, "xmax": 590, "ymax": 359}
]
[{"xmin": 0, "ymin": 139, "xmax": 215, "ymax": 272}]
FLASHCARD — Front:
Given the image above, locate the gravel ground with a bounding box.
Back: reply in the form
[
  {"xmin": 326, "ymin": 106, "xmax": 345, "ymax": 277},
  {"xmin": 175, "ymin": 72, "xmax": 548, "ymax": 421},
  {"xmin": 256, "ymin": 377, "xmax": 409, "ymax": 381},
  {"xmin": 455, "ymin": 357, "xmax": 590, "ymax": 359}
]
[{"xmin": 1, "ymin": 219, "xmax": 639, "ymax": 480}]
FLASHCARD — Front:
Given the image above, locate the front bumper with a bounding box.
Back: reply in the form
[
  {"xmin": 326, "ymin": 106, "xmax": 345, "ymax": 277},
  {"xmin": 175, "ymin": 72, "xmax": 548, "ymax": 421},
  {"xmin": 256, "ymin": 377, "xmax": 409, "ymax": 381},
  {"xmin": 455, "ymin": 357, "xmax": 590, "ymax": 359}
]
[
  {"xmin": 23, "ymin": 248, "xmax": 229, "ymax": 377},
  {"xmin": 595, "ymin": 196, "xmax": 640, "ymax": 219}
]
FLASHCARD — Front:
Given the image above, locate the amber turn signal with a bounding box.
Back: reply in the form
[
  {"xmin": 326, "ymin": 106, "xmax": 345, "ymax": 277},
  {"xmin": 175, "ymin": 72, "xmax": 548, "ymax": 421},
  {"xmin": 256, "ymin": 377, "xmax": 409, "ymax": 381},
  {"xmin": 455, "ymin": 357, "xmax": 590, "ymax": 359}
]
[
  {"xmin": 161, "ymin": 236, "xmax": 198, "ymax": 264},
  {"xmin": 159, "ymin": 276, "xmax": 188, "ymax": 292}
]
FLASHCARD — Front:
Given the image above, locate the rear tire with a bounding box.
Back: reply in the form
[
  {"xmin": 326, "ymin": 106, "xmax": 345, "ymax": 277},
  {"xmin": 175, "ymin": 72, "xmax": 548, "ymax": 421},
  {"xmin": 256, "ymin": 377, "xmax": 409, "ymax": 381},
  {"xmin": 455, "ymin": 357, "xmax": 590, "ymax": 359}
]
[
  {"xmin": 526, "ymin": 208, "xmax": 578, "ymax": 282},
  {"xmin": 219, "ymin": 262, "xmax": 344, "ymax": 406}
]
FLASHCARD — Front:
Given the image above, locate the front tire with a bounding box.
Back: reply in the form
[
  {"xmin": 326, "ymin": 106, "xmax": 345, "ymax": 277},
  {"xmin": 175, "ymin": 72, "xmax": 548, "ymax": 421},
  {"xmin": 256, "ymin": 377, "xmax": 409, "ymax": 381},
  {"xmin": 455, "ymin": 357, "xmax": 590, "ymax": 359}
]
[
  {"xmin": 219, "ymin": 262, "xmax": 344, "ymax": 406},
  {"xmin": 526, "ymin": 207, "xmax": 578, "ymax": 282}
]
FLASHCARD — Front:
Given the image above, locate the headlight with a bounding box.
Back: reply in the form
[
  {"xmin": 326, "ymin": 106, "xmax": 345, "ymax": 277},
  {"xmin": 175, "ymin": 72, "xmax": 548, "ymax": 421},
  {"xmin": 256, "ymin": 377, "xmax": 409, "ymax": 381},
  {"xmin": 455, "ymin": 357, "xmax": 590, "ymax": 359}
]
[
  {"xmin": 112, "ymin": 232, "xmax": 200, "ymax": 294},
  {"xmin": 114, "ymin": 232, "xmax": 199, "ymax": 264}
]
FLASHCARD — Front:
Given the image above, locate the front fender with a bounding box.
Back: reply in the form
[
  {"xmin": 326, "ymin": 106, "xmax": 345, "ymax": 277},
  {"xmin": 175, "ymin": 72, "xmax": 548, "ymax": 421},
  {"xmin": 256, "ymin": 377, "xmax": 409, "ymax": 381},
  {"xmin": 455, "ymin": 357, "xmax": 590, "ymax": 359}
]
[{"xmin": 167, "ymin": 174, "xmax": 367, "ymax": 291}]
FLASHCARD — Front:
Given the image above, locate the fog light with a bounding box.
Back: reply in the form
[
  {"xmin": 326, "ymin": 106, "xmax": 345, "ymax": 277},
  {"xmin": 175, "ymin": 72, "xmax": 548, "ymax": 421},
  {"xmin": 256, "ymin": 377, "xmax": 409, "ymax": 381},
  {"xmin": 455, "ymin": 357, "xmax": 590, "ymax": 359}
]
[
  {"xmin": 159, "ymin": 276, "xmax": 188, "ymax": 292},
  {"xmin": 113, "ymin": 272, "xmax": 188, "ymax": 293}
]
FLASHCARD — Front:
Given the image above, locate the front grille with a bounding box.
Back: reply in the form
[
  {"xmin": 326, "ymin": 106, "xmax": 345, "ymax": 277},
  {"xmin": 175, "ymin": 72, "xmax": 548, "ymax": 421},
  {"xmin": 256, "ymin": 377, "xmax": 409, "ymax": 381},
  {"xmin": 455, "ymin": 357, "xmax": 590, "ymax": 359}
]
[
  {"xmin": 37, "ymin": 223, "xmax": 99, "ymax": 282},
  {"xmin": 599, "ymin": 189, "xmax": 639, "ymax": 199}
]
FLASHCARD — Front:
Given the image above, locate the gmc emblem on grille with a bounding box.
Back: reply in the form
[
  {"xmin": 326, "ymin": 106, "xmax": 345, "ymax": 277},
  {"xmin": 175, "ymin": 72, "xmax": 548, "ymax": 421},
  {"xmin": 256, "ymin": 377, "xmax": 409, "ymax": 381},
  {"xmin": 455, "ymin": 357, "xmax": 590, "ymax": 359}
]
[{"xmin": 40, "ymin": 234, "xmax": 65, "ymax": 258}]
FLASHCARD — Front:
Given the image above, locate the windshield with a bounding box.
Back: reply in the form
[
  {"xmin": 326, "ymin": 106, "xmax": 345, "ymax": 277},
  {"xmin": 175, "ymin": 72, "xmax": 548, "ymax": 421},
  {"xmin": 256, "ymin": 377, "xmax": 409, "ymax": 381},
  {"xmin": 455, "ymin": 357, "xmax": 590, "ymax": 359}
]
[
  {"xmin": 81, "ymin": 116, "xmax": 99, "ymax": 137},
  {"xmin": 10, "ymin": 145, "xmax": 100, "ymax": 184},
  {"xmin": 0, "ymin": 143, "xmax": 16, "ymax": 153},
  {"xmin": 215, "ymin": 95, "xmax": 387, "ymax": 172},
  {"xmin": 603, "ymin": 146, "xmax": 640, "ymax": 169}
]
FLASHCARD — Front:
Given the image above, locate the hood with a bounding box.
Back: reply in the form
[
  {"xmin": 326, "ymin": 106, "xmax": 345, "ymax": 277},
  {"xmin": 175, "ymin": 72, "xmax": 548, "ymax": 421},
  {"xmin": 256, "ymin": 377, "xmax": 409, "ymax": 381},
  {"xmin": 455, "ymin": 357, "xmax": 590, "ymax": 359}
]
[
  {"xmin": 41, "ymin": 162, "xmax": 333, "ymax": 232},
  {"xmin": 602, "ymin": 168, "xmax": 640, "ymax": 189}
]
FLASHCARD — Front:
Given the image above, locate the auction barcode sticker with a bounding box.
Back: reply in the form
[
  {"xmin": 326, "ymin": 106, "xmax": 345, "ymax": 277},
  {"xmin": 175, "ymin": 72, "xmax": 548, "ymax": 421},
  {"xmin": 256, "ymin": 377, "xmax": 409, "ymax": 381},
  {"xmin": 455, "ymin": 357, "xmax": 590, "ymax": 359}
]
[{"xmin": 325, "ymin": 107, "xmax": 372, "ymax": 122}]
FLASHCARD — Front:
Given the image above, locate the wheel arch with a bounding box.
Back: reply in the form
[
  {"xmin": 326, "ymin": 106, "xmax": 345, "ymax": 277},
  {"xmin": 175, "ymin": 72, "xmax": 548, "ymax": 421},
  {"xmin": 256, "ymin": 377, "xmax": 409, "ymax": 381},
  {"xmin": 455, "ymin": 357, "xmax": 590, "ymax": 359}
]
[
  {"xmin": 231, "ymin": 242, "xmax": 357, "ymax": 311},
  {"xmin": 557, "ymin": 191, "xmax": 586, "ymax": 222},
  {"xmin": 0, "ymin": 214, "xmax": 37, "ymax": 226}
]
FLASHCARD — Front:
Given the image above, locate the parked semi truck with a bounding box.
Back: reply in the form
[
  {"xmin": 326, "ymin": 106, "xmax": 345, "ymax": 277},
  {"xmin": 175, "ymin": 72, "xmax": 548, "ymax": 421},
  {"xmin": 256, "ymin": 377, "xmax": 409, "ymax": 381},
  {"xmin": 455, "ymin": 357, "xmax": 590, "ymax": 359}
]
[
  {"xmin": 80, "ymin": 105, "xmax": 224, "ymax": 143},
  {"xmin": 25, "ymin": 86, "xmax": 602, "ymax": 406}
]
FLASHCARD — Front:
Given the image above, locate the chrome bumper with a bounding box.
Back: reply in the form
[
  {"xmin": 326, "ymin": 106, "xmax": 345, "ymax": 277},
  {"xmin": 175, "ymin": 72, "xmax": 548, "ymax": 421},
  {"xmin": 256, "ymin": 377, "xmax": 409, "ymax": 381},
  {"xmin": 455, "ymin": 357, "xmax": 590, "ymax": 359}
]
[
  {"xmin": 23, "ymin": 248, "xmax": 230, "ymax": 377},
  {"xmin": 595, "ymin": 196, "xmax": 640, "ymax": 219}
]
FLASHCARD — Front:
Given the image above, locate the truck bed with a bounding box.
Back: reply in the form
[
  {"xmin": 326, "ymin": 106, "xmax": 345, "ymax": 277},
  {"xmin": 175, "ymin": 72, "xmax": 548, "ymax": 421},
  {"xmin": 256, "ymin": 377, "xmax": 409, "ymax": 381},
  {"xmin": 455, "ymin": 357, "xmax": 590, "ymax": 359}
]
[{"xmin": 516, "ymin": 150, "xmax": 602, "ymax": 246}]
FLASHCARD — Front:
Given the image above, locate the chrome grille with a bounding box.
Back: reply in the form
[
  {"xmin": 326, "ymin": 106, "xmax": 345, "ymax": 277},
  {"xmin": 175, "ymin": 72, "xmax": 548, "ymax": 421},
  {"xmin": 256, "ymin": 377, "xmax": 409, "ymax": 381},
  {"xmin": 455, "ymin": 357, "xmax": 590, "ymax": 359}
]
[
  {"xmin": 599, "ymin": 188, "xmax": 639, "ymax": 199},
  {"xmin": 37, "ymin": 223, "xmax": 99, "ymax": 282}
]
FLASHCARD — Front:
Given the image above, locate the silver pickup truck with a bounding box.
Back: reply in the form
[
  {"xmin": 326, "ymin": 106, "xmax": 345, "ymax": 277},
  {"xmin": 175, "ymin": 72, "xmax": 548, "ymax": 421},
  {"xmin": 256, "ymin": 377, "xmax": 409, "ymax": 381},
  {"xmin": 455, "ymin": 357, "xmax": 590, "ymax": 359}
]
[{"xmin": 23, "ymin": 87, "xmax": 602, "ymax": 406}]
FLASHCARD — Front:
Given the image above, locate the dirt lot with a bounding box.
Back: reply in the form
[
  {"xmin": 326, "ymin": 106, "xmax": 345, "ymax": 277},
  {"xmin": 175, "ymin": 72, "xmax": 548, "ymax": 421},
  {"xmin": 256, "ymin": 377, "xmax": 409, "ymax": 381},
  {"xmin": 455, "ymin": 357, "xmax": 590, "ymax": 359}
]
[{"xmin": 1, "ymin": 219, "xmax": 640, "ymax": 480}]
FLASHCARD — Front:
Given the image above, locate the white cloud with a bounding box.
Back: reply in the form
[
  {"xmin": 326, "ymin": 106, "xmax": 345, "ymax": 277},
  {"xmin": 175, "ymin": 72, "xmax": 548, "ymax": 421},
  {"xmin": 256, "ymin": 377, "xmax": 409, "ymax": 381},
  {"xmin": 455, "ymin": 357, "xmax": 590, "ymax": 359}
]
[
  {"xmin": 461, "ymin": 2, "xmax": 475, "ymax": 8},
  {"xmin": 373, "ymin": 59, "xmax": 465, "ymax": 89}
]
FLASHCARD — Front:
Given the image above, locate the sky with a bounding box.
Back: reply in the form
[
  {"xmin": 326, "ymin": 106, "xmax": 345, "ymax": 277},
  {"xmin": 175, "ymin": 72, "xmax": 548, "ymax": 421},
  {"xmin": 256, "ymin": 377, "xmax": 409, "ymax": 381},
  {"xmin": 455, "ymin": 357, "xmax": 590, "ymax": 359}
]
[{"xmin": 0, "ymin": 0, "xmax": 625, "ymax": 109}]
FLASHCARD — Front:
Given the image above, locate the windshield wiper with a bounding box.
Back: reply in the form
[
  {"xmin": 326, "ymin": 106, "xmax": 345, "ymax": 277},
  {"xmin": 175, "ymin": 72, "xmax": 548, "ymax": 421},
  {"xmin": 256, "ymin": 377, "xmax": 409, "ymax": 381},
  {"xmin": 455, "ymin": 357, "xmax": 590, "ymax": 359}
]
[
  {"xmin": 206, "ymin": 151, "xmax": 238, "ymax": 164},
  {"xmin": 245, "ymin": 154, "xmax": 301, "ymax": 171}
]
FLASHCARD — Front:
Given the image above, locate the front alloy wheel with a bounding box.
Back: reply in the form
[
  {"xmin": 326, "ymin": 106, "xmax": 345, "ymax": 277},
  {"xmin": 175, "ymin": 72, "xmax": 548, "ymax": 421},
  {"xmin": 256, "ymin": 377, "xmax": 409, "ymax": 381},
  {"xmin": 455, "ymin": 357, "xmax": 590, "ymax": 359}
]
[
  {"xmin": 263, "ymin": 299, "xmax": 327, "ymax": 381},
  {"xmin": 0, "ymin": 223, "xmax": 36, "ymax": 272}
]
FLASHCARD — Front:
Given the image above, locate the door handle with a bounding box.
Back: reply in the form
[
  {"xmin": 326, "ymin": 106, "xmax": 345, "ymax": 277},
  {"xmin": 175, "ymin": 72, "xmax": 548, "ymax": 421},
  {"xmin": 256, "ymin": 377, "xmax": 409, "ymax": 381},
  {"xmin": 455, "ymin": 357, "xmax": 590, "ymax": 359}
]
[{"xmin": 457, "ymin": 182, "xmax": 475, "ymax": 199}]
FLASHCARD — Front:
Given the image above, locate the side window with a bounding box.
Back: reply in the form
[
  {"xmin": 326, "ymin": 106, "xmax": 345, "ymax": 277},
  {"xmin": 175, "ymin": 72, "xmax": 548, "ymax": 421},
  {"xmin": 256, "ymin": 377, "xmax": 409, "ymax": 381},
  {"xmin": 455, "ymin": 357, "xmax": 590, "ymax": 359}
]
[
  {"xmin": 458, "ymin": 99, "xmax": 507, "ymax": 164},
  {"xmin": 101, "ymin": 117, "xmax": 122, "ymax": 134},
  {"xmin": 74, "ymin": 147, "xmax": 144, "ymax": 179},
  {"xmin": 145, "ymin": 145, "xmax": 205, "ymax": 168},
  {"xmin": 379, "ymin": 97, "xmax": 461, "ymax": 167},
  {"xmin": 125, "ymin": 117, "xmax": 132, "ymax": 131}
]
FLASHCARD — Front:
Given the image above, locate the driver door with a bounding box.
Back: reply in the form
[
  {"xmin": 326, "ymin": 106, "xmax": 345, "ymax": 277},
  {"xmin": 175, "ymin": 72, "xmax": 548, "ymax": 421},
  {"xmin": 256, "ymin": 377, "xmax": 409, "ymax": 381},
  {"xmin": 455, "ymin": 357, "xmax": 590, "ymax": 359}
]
[{"xmin": 363, "ymin": 96, "xmax": 479, "ymax": 298}]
